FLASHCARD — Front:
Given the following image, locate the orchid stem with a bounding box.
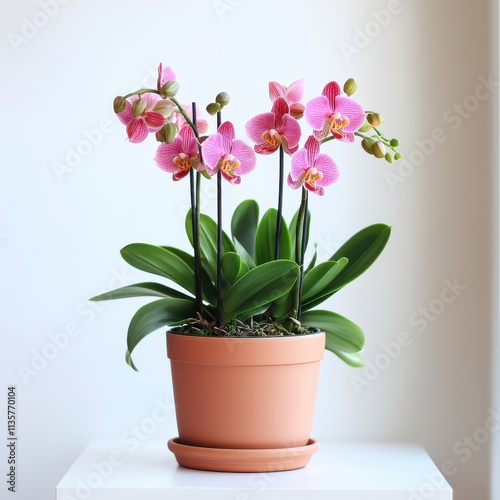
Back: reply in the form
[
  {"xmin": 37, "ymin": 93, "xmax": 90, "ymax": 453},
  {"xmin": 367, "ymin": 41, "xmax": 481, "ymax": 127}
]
[
  {"xmin": 274, "ymin": 144, "xmax": 284, "ymax": 260},
  {"xmin": 294, "ymin": 187, "xmax": 308, "ymax": 321},
  {"xmin": 191, "ymin": 102, "xmax": 203, "ymax": 316},
  {"xmin": 216, "ymin": 111, "xmax": 222, "ymax": 328}
]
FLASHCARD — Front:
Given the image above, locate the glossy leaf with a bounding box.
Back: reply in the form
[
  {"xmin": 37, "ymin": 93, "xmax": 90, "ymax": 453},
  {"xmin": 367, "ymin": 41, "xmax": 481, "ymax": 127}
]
[
  {"xmin": 255, "ymin": 209, "xmax": 292, "ymax": 264},
  {"xmin": 231, "ymin": 199, "xmax": 259, "ymax": 259},
  {"xmin": 233, "ymin": 237, "xmax": 256, "ymax": 269},
  {"xmin": 90, "ymin": 282, "xmax": 192, "ymax": 301},
  {"xmin": 162, "ymin": 246, "xmax": 217, "ymax": 306},
  {"xmin": 329, "ymin": 224, "xmax": 391, "ymax": 291},
  {"xmin": 221, "ymin": 260, "xmax": 299, "ymax": 323},
  {"xmin": 301, "ymin": 258, "xmax": 349, "ymax": 304},
  {"xmin": 221, "ymin": 252, "xmax": 249, "ymax": 286},
  {"xmin": 126, "ymin": 298, "xmax": 196, "ymax": 370},
  {"xmin": 329, "ymin": 349, "xmax": 364, "ymax": 367},
  {"xmin": 185, "ymin": 211, "xmax": 236, "ymax": 284},
  {"xmin": 301, "ymin": 309, "xmax": 365, "ymax": 353},
  {"xmin": 120, "ymin": 244, "xmax": 195, "ymax": 295}
]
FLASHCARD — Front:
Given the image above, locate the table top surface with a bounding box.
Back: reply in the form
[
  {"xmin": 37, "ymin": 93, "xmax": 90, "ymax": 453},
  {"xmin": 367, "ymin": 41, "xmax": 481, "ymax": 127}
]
[{"xmin": 57, "ymin": 439, "xmax": 452, "ymax": 500}]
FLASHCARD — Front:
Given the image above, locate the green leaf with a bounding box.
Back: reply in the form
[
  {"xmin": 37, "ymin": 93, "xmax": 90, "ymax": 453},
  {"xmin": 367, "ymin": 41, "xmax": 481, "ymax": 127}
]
[
  {"xmin": 301, "ymin": 309, "xmax": 365, "ymax": 353},
  {"xmin": 233, "ymin": 237, "xmax": 256, "ymax": 269},
  {"xmin": 162, "ymin": 246, "xmax": 217, "ymax": 306},
  {"xmin": 255, "ymin": 209, "xmax": 292, "ymax": 264},
  {"xmin": 221, "ymin": 260, "xmax": 300, "ymax": 323},
  {"xmin": 301, "ymin": 258, "xmax": 349, "ymax": 305},
  {"xmin": 90, "ymin": 282, "xmax": 193, "ymax": 301},
  {"xmin": 186, "ymin": 211, "xmax": 236, "ymax": 284},
  {"xmin": 302, "ymin": 224, "xmax": 391, "ymax": 310},
  {"xmin": 126, "ymin": 298, "xmax": 196, "ymax": 370},
  {"xmin": 329, "ymin": 349, "xmax": 364, "ymax": 367},
  {"xmin": 231, "ymin": 200, "xmax": 259, "ymax": 259},
  {"xmin": 221, "ymin": 252, "xmax": 249, "ymax": 286},
  {"xmin": 329, "ymin": 223, "xmax": 391, "ymax": 291},
  {"xmin": 120, "ymin": 244, "xmax": 195, "ymax": 296}
]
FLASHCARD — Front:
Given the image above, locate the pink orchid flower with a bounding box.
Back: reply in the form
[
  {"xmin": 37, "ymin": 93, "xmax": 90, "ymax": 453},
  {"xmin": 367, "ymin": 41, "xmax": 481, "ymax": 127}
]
[
  {"xmin": 157, "ymin": 63, "xmax": 176, "ymax": 90},
  {"xmin": 269, "ymin": 79, "xmax": 305, "ymax": 119},
  {"xmin": 155, "ymin": 125, "xmax": 200, "ymax": 181},
  {"xmin": 287, "ymin": 135, "xmax": 339, "ymax": 196},
  {"xmin": 305, "ymin": 81, "xmax": 365, "ymax": 142},
  {"xmin": 117, "ymin": 93, "xmax": 166, "ymax": 143},
  {"xmin": 245, "ymin": 97, "xmax": 301, "ymax": 155},
  {"xmin": 201, "ymin": 121, "xmax": 256, "ymax": 184},
  {"xmin": 172, "ymin": 104, "xmax": 209, "ymax": 135}
]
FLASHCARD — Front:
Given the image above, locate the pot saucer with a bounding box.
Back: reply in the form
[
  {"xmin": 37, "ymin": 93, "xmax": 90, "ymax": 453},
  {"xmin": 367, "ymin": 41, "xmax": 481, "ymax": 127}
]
[{"xmin": 167, "ymin": 438, "xmax": 318, "ymax": 472}]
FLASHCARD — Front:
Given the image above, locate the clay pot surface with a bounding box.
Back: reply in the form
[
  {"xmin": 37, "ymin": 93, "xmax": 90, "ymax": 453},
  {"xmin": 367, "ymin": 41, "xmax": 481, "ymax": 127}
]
[{"xmin": 167, "ymin": 331, "xmax": 325, "ymax": 450}]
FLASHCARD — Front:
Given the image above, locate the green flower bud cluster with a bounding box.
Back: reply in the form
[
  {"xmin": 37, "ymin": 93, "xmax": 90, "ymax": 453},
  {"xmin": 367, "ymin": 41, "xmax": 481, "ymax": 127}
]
[
  {"xmin": 357, "ymin": 110, "xmax": 402, "ymax": 164},
  {"xmin": 206, "ymin": 92, "xmax": 230, "ymax": 115}
]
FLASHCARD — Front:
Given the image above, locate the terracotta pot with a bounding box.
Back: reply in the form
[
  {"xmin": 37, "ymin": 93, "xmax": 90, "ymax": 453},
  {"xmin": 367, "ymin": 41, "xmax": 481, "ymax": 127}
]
[{"xmin": 166, "ymin": 331, "xmax": 325, "ymax": 455}]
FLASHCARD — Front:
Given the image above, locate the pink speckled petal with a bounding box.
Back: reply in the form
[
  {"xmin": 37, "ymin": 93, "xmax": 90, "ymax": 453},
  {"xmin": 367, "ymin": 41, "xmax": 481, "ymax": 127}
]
[
  {"xmin": 314, "ymin": 153, "xmax": 339, "ymax": 186},
  {"xmin": 280, "ymin": 114, "xmax": 301, "ymax": 149},
  {"xmin": 305, "ymin": 95, "xmax": 331, "ymax": 130},
  {"xmin": 269, "ymin": 81, "xmax": 286, "ymax": 102},
  {"xmin": 126, "ymin": 119, "xmax": 148, "ymax": 143},
  {"xmin": 322, "ymin": 81, "xmax": 341, "ymax": 107},
  {"xmin": 335, "ymin": 96, "xmax": 365, "ymax": 132},
  {"xmin": 245, "ymin": 113, "xmax": 277, "ymax": 143},
  {"xmin": 230, "ymin": 139, "xmax": 256, "ymax": 175},
  {"xmin": 285, "ymin": 79, "xmax": 305, "ymax": 104},
  {"xmin": 201, "ymin": 134, "xmax": 225, "ymax": 170}
]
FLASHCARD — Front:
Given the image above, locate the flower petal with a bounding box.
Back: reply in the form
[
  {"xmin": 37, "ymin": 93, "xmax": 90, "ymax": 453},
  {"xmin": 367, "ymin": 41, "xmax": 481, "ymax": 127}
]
[
  {"xmin": 287, "ymin": 172, "xmax": 305, "ymax": 190},
  {"xmin": 313, "ymin": 153, "xmax": 339, "ymax": 186},
  {"xmin": 304, "ymin": 135, "xmax": 320, "ymax": 165},
  {"xmin": 271, "ymin": 97, "xmax": 289, "ymax": 119},
  {"xmin": 290, "ymin": 148, "xmax": 309, "ymax": 178},
  {"xmin": 201, "ymin": 133, "xmax": 225, "ymax": 170},
  {"xmin": 305, "ymin": 95, "xmax": 331, "ymax": 130},
  {"xmin": 322, "ymin": 81, "xmax": 341, "ymax": 107},
  {"xmin": 155, "ymin": 139, "xmax": 182, "ymax": 173},
  {"xmin": 230, "ymin": 139, "xmax": 256, "ymax": 174},
  {"xmin": 285, "ymin": 79, "xmax": 305, "ymax": 104},
  {"xmin": 280, "ymin": 114, "xmax": 301, "ymax": 149},
  {"xmin": 269, "ymin": 81, "xmax": 286, "ymax": 101},
  {"xmin": 126, "ymin": 119, "xmax": 148, "ymax": 143},
  {"xmin": 217, "ymin": 121, "xmax": 236, "ymax": 152},
  {"xmin": 335, "ymin": 96, "xmax": 365, "ymax": 132},
  {"xmin": 117, "ymin": 101, "xmax": 134, "ymax": 125},
  {"xmin": 144, "ymin": 111, "xmax": 166, "ymax": 131},
  {"xmin": 245, "ymin": 113, "xmax": 276, "ymax": 143}
]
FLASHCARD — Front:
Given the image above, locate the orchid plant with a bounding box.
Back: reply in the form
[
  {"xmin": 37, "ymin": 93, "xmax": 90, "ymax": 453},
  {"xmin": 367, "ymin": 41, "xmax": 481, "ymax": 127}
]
[{"xmin": 91, "ymin": 64, "xmax": 402, "ymax": 370}]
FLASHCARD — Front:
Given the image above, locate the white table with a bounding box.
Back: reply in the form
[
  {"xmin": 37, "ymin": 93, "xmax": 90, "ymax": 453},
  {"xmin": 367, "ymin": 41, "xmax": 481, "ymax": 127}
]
[{"xmin": 56, "ymin": 440, "xmax": 452, "ymax": 500}]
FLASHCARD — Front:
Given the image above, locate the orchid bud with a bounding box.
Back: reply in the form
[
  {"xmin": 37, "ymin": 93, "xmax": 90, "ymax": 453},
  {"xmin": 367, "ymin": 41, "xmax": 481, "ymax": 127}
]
[
  {"xmin": 153, "ymin": 99, "xmax": 176, "ymax": 118},
  {"xmin": 215, "ymin": 92, "xmax": 230, "ymax": 107},
  {"xmin": 160, "ymin": 80, "xmax": 180, "ymax": 98},
  {"xmin": 113, "ymin": 96, "xmax": 127, "ymax": 114},
  {"xmin": 358, "ymin": 121, "xmax": 372, "ymax": 133},
  {"xmin": 390, "ymin": 138, "xmax": 400, "ymax": 147},
  {"xmin": 394, "ymin": 152, "xmax": 403, "ymax": 160},
  {"xmin": 361, "ymin": 138, "xmax": 374, "ymax": 155},
  {"xmin": 132, "ymin": 98, "xmax": 147, "ymax": 117},
  {"xmin": 164, "ymin": 122, "xmax": 177, "ymax": 143},
  {"xmin": 384, "ymin": 152, "xmax": 393, "ymax": 163},
  {"xmin": 343, "ymin": 78, "xmax": 357, "ymax": 96},
  {"xmin": 206, "ymin": 102, "xmax": 221, "ymax": 116},
  {"xmin": 290, "ymin": 103, "xmax": 305, "ymax": 119},
  {"xmin": 367, "ymin": 112, "xmax": 383, "ymax": 127},
  {"xmin": 372, "ymin": 141, "xmax": 386, "ymax": 158}
]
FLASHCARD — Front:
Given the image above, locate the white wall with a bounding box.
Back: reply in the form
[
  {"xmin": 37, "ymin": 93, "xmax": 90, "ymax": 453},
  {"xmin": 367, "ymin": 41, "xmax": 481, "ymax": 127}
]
[{"xmin": 1, "ymin": 1, "xmax": 497, "ymax": 499}]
